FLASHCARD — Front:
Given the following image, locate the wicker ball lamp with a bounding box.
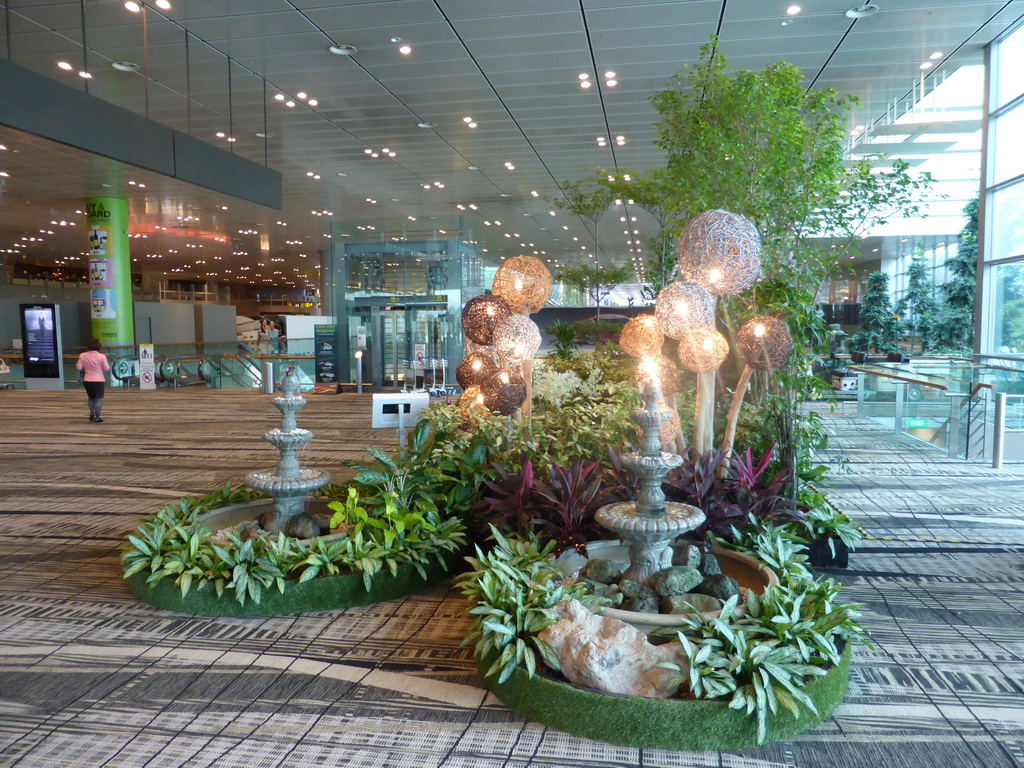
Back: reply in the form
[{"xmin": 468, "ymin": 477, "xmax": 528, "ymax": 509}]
[
  {"xmin": 491, "ymin": 256, "xmax": 553, "ymax": 314},
  {"xmin": 737, "ymin": 316, "xmax": 793, "ymax": 371},
  {"xmin": 461, "ymin": 294, "xmax": 513, "ymax": 345},
  {"xmin": 456, "ymin": 352, "xmax": 498, "ymax": 388},
  {"xmin": 481, "ymin": 368, "xmax": 528, "ymax": 416},
  {"xmin": 460, "ymin": 385, "xmax": 487, "ymax": 414},
  {"xmin": 492, "ymin": 315, "xmax": 542, "ymax": 365},
  {"xmin": 678, "ymin": 327, "xmax": 730, "ymax": 374},
  {"xmin": 676, "ymin": 210, "xmax": 762, "ymax": 296},
  {"xmin": 654, "ymin": 282, "xmax": 715, "ymax": 340},
  {"xmin": 620, "ymin": 315, "xmax": 665, "ymax": 358},
  {"xmin": 633, "ymin": 353, "xmax": 682, "ymax": 396}
]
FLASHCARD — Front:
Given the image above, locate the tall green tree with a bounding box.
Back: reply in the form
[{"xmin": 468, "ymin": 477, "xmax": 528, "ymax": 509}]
[
  {"xmin": 556, "ymin": 262, "xmax": 633, "ymax": 308},
  {"xmin": 850, "ymin": 271, "xmax": 902, "ymax": 354},
  {"xmin": 551, "ymin": 39, "xmax": 930, "ymax": 491},
  {"xmin": 895, "ymin": 243, "xmax": 938, "ymax": 353},
  {"xmin": 928, "ymin": 198, "xmax": 978, "ymax": 352}
]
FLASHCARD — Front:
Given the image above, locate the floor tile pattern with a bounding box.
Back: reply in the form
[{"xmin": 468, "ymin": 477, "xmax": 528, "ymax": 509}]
[{"xmin": 0, "ymin": 390, "xmax": 1023, "ymax": 767}]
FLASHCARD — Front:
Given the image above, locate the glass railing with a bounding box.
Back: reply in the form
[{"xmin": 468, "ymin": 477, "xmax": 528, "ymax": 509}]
[
  {"xmin": 849, "ymin": 359, "xmax": 1024, "ymax": 463},
  {"xmin": 0, "ymin": 340, "xmax": 319, "ymax": 391}
]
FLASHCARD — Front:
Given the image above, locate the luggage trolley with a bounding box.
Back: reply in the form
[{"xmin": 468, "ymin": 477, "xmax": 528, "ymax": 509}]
[{"xmin": 424, "ymin": 356, "xmax": 455, "ymax": 398}]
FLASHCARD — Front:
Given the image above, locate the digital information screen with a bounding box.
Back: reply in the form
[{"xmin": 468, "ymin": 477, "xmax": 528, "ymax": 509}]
[{"xmin": 20, "ymin": 303, "xmax": 61, "ymax": 379}]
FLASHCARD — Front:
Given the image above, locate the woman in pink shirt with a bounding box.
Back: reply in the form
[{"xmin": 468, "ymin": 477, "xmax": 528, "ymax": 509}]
[{"xmin": 76, "ymin": 339, "xmax": 111, "ymax": 423}]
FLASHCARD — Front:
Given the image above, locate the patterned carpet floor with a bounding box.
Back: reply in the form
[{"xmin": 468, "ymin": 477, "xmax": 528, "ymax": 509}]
[{"xmin": 0, "ymin": 389, "xmax": 1023, "ymax": 767}]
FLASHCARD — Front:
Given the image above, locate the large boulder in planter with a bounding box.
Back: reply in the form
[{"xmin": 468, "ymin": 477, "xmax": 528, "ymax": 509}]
[{"xmin": 538, "ymin": 599, "xmax": 680, "ymax": 699}]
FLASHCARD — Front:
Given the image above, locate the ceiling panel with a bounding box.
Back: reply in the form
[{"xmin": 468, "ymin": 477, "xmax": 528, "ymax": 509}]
[{"xmin": 1, "ymin": 0, "xmax": 1018, "ymax": 290}]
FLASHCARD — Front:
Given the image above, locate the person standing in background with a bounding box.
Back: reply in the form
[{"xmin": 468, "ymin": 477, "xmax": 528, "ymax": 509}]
[
  {"xmin": 76, "ymin": 339, "xmax": 111, "ymax": 423},
  {"xmin": 268, "ymin": 321, "xmax": 282, "ymax": 354},
  {"xmin": 256, "ymin": 319, "xmax": 270, "ymax": 354}
]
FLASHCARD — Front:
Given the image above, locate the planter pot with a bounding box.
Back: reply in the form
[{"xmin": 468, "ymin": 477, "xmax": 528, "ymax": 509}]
[
  {"xmin": 128, "ymin": 548, "xmax": 463, "ymax": 617},
  {"xmin": 804, "ymin": 536, "xmax": 849, "ymax": 568},
  {"xmin": 476, "ymin": 641, "xmax": 851, "ymax": 750},
  {"xmin": 557, "ymin": 541, "xmax": 779, "ymax": 633}
]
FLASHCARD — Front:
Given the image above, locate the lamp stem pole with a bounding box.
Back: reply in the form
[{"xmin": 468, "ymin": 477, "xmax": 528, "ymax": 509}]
[{"xmin": 719, "ymin": 364, "xmax": 753, "ymax": 476}]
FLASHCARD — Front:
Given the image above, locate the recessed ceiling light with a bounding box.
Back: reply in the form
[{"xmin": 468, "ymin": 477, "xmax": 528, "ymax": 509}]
[
  {"xmin": 787, "ymin": 5, "xmax": 801, "ymax": 14},
  {"xmin": 124, "ymin": 1, "xmax": 141, "ymax": 11},
  {"xmin": 328, "ymin": 44, "xmax": 358, "ymax": 55},
  {"xmin": 780, "ymin": 19, "xmax": 794, "ymax": 25},
  {"xmin": 285, "ymin": 100, "xmax": 295, "ymax": 107},
  {"xmin": 308, "ymin": 99, "xmax": 318, "ymax": 107},
  {"xmin": 845, "ymin": 4, "xmax": 879, "ymax": 18},
  {"xmin": 337, "ymin": 172, "xmax": 348, "ymax": 176},
  {"xmin": 930, "ymin": 51, "xmax": 943, "ymax": 60},
  {"xmin": 417, "ymin": 121, "xmax": 435, "ymax": 129},
  {"xmin": 391, "ymin": 37, "xmax": 402, "ymax": 43},
  {"xmin": 111, "ymin": 61, "xmax": 140, "ymax": 72},
  {"xmin": 57, "ymin": 61, "xmax": 73, "ymax": 70},
  {"xmin": 255, "ymin": 132, "xmax": 273, "ymax": 138},
  {"xmin": 467, "ymin": 165, "xmax": 480, "ymax": 170},
  {"xmin": 604, "ymin": 71, "xmax": 616, "ymax": 79},
  {"xmin": 578, "ymin": 73, "xmax": 589, "ymax": 81},
  {"xmin": 920, "ymin": 62, "xmax": 932, "ymax": 70},
  {"xmin": 79, "ymin": 71, "xmax": 92, "ymax": 79},
  {"xmin": 399, "ymin": 45, "xmax": 412, "ymax": 55},
  {"xmin": 296, "ymin": 91, "xmax": 307, "ymax": 100},
  {"xmin": 155, "ymin": 0, "xmax": 171, "ymax": 8},
  {"xmin": 581, "ymin": 81, "xmax": 592, "ymax": 89}
]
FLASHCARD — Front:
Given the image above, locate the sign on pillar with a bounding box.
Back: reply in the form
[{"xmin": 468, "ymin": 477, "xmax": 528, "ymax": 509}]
[
  {"xmin": 139, "ymin": 343, "xmax": 156, "ymax": 390},
  {"xmin": 86, "ymin": 197, "xmax": 134, "ymax": 348}
]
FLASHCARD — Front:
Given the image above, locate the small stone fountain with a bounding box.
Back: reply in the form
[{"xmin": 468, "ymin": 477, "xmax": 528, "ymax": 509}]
[
  {"xmin": 594, "ymin": 369, "xmax": 705, "ymax": 587},
  {"xmin": 247, "ymin": 365, "xmax": 330, "ymax": 539}
]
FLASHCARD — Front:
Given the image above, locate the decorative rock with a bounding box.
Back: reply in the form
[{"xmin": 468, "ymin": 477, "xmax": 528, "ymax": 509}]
[
  {"xmin": 660, "ymin": 593, "xmax": 723, "ymax": 615},
  {"xmin": 539, "ymin": 599, "xmax": 681, "ymax": 698},
  {"xmin": 651, "ymin": 566, "xmax": 703, "ymax": 597},
  {"xmin": 582, "ymin": 580, "xmax": 620, "ymax": 601},
  {"xmin": 580, "ymin": 558, "xmax": 623, "ymax": 585},
  {"xmin": 672, "ymin": 544, "xmax": 703, "ymax": 570},
  {"xmin": 621, "ymin": 597, "xmax": 660, "ymax": 614},
  {"xmin": 619, "ymin": 579, "xmax": 656, "ymax": 601},
  {"xmin": 695, "ymin": 574, "xmax": 740, "ymax": 600},
  {"xmin": 700, "ymin": 553, "xmax": 722, "ymax": 576}
]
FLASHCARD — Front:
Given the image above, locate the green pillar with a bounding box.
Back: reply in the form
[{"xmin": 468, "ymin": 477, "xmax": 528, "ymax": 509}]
[{"xmin": 86, "ymin": 197, "xmax": 134, "ymax": 346}]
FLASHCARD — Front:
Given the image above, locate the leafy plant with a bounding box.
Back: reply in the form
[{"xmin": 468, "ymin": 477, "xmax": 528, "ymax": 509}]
[
  {"xmin": 122, "ymin": 478, "xmax": 467, "ymax": 603},
  {"xmin": 212, "ymin": 529, "xmax": 289, "ymax": 606},
  {"xmin": 658, "ymin": 596, "xmax": 829, "ymax": 744},
  {"xmin": 456, "ymin": 528, "xmax": 590, "ymax": 684},
  {"xmin": 663, "ymin": 448, "xmax": 744, "ymax": 537},
  {"xmin": 545, "ymin": 319, "xmax": 579, "ymax": 360},
  {"xmin": 477, "ymin": 453, "xmax": 537, "ymax": 534},
  {"xmin": 729, "ymin": 445, "xmax": 798, "ymax": 522},
  {"xmin": 533, "ymin": 459, "xmax": 605, "ymax": 556},
  {"xmin": 799, "ymin": 489, "xmax": 864, "ymax": 555}
]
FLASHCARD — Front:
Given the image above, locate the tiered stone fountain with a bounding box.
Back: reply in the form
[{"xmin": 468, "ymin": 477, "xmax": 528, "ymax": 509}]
[
  {"xmin": 594, "ymin": 375, "xmax": 705, "ymax": 585},
  {"xmin": 246, "ymin": 365, "xmax": 331, "ymax": 538}
]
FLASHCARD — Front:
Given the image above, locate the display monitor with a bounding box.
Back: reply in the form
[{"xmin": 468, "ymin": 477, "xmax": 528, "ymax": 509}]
[{"xmin": 20, "ymin": 303, "xmax": 62, "ymax": 379}]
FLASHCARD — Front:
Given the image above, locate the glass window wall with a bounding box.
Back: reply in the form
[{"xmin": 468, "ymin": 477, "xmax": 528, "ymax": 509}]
[{"xmin": 982, "ymin": 23, "xmax": 1024, "ymax": 359}]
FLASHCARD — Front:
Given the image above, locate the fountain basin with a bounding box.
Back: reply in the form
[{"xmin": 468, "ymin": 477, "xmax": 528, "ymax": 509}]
[
  {"xmin": 262, "ymin": 427, "xmax": 313, "ymax": 448},
  {"xmin": 198, "ymin": 496, "xmax": 335, "ymax": 539},
  {"xmin": 246, "ymin": 468, "xmax": 330, "ymax": 496},
  {"xmin": 558, "ymin": 540, "xmax": 779, "ymax": 633}
]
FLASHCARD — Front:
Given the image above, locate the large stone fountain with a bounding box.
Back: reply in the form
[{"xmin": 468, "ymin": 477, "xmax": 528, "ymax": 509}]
[
  {"xmin": 247, "ymin": 365, "xmax": 330, "ymax": 538},
  {"xmin": 594, "ymin": 372, "xmax": 705, "ymax": 587}
]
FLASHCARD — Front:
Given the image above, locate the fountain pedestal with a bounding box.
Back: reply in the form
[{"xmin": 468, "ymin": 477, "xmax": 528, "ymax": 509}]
[
  {"xmin": 593, "ymin": 376, "xmax": 704, "ymax": 587},
  {"xmin": 246, "ymin": 366, "xmax": 330, "ymax": 538}
]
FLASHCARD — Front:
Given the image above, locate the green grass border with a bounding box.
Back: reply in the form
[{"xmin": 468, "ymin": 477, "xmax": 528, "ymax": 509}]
[
  {"xmin": 129, "ymin": 551, "xmax": 462, "ymax": 617},
  {"xmin": 477, "ymin": 641, "xmax": 851, "ymax": 750}
]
